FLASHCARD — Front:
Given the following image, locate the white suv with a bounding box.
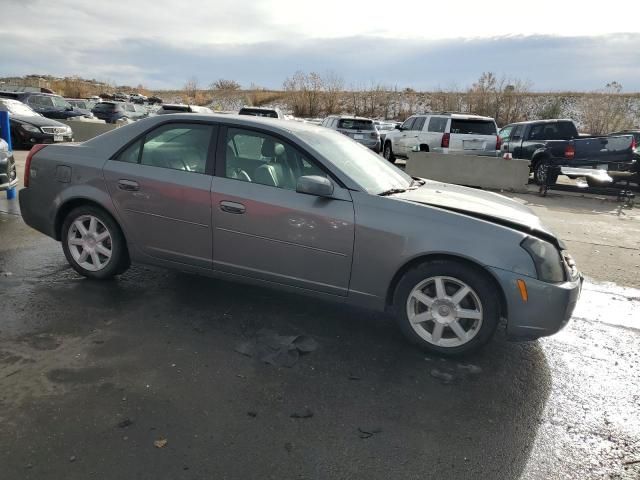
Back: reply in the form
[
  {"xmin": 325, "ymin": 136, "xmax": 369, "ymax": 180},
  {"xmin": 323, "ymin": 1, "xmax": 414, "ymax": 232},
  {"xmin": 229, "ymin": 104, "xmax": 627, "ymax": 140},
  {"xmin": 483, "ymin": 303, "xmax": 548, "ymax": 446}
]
[{"xmin": 382, "ymin": 113, "xmax": 500, "ymax": 162}]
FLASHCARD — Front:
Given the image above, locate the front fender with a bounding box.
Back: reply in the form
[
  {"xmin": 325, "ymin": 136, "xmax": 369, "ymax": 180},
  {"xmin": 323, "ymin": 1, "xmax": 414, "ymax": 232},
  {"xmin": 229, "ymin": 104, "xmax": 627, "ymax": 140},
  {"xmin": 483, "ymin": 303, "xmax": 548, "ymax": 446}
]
[{"xmin": 348, "ymin": 192, "xmax": 537, "ymax": 308}]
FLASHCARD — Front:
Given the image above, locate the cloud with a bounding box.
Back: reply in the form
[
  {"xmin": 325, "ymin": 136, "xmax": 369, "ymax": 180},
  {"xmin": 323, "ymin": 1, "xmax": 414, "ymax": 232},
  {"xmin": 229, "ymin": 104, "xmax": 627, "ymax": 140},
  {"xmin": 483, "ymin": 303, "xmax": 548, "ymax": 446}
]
[{"xmin": 2, "ymin": 32, "xmax": 640, "ymax": 91}]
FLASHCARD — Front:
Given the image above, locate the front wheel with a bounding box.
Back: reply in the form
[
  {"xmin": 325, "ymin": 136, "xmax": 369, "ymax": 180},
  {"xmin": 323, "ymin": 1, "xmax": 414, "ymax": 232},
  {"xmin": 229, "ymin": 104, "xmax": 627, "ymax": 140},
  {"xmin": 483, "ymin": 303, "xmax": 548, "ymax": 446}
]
[
  {"xmin": 393, "ymin": 260, "xmax": 500, "ymax": 356},
  {"xmin": 383, "ymin": 142, "xmax": 395, "ymax": 163},
  {"xmin": 61, "ymin": 206, "xmax": 129, "ymax": 279}
]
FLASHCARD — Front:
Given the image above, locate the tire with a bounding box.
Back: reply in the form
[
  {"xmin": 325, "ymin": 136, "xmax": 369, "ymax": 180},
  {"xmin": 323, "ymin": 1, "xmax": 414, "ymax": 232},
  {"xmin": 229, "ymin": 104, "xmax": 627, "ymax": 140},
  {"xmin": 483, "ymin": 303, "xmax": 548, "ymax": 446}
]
[
  {"xmin": 533, "ymin": 159, "xmax": 558, "ymax": 186},
  {"xmin": 392, "ymin": 260, "xmax": 500, "ymax": 356},
  {"xmin": 383, "ymin": 141, "xmax": 395, "ymax": 163},
  {"xmin": 61, "ymin": 205, "xmax": 130, "ymax": 280}
]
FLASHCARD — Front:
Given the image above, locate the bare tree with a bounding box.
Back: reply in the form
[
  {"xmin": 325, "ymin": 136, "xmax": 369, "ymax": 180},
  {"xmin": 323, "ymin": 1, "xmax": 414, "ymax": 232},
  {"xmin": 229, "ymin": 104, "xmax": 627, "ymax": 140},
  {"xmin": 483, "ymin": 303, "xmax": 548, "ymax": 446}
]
[
  {"xmin": 211, "ymin": 79, "xmax": 241, "ymax": 91},
  {"xmin": 581, "ymin": 82, "xmax": 634, "ymax": 134},
  {"xmin": 184, "ymin": 76, "xmax": 199, "ymax": 101},
  {"xmin": 322, "ymin": 71, "xmax": 344, "ymax": 115}
]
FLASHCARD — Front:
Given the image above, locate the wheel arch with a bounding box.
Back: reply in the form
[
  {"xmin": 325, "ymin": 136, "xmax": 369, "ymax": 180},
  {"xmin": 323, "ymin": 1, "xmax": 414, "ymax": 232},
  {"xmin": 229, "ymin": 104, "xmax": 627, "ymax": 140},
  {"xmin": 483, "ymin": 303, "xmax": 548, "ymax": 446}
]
[
  {"xmin": 385, "ymin": 253, "xmax": 508, "ymax": 319},
  {"xmin": 54, "ymin": 197, "xmax": 122, "ymax": 241}
]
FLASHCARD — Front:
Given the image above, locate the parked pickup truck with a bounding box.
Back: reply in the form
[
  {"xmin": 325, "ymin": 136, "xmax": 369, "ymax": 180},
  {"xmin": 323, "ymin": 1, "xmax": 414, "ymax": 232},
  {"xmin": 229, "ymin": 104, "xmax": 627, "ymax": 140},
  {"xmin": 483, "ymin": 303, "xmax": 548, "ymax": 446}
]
[{"xmin": 499, "ymin": 119, "xmax": 636, "ymax": 186}]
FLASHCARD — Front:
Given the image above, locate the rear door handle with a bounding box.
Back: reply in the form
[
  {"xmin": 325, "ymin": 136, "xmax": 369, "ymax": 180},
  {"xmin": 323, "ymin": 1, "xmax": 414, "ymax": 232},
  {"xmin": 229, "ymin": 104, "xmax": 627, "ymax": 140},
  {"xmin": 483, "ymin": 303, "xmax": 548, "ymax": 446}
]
[
  {"xmin": 118, "ymin": 179, "xmax": 140, "ymax": 191},
  {"xmin": 219, "ymin": 201, "xmax": 246, "ymax": 214}
]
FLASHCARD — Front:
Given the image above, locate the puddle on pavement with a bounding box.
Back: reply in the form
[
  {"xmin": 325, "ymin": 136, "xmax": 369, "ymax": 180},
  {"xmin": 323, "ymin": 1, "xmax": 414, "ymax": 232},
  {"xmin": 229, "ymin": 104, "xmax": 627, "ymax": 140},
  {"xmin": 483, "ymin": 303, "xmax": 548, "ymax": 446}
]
[{"xmin": 573, "ymin": 278, "xmax": 640, "ymax": 330}]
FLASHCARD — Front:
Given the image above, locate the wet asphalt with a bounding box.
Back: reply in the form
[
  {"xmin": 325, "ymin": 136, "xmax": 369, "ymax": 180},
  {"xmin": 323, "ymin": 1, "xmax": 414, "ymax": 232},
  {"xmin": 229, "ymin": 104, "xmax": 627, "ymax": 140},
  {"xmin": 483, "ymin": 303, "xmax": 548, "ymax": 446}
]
[{"xmin": 0, "ymin": 158, "xmax": 639, "ymax": 479}]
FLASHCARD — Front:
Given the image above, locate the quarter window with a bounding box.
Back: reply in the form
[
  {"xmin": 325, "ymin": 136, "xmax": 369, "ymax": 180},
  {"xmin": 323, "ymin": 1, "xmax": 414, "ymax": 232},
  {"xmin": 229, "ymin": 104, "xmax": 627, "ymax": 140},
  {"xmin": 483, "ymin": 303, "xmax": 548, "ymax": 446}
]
[{"xmin": 224, "ymin": 127, "xmax": 326, "ymax": 190}]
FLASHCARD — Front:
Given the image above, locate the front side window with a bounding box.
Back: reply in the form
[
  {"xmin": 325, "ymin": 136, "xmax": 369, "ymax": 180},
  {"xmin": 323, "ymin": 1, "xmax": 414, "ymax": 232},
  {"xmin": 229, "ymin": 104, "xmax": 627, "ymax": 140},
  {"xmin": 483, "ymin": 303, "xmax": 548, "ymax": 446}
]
[
  {"xmin": 296, "ymin": 128, "xmax": 412, "ymax": 194},
  {"xmin": 224, "ymin": 127, "xmax": 325, "ymax": 190},
  {"xmin": 401, "ymin": 117, "xmax": 415, "ymax": 130},
  {"xmin": 499, "ymin": 126, "xmax": 513, "ymax": 140},
  {"xmin": 428, "ymin": 117, "xmax": 448, "ymax": 133},
  {"xmin": 117, "ymin": 123, "xmax": 213, "ymax": 173}
]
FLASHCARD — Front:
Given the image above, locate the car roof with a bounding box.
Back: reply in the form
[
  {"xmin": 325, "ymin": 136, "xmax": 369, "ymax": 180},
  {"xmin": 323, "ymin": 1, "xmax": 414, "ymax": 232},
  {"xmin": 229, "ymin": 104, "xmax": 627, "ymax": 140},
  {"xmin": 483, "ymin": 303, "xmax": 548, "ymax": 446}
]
[
  {"xmin": 411, "ymin": 112, "xmax": 494, "ymax": 121},
  {"xmin": 333, "ymin": 115, "xmax": 373, "ymax": 121},
  {"xmin": 505, "ymin": 119, "xmax": 576, "ymax": 126}
]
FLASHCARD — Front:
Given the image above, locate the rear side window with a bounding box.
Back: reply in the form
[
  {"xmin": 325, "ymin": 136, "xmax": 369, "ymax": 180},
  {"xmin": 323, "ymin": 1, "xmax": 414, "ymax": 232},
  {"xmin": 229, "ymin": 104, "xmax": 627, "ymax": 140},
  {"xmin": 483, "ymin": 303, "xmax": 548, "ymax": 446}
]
[
  {"xmin": 428, "ymin": 117, "xmax": 448, "ymax": 133},
  {"xmin": 412, "ymin": 117, "xmax": 426, "ymax": 131},
  {"xmin": 337, "ymin": 119, "xmax": 374, "ymax": 130},
  {"xmin": 450, "ymin": 120, "xmax": 497, "ymax": 135},
  {"xmin": 117, "ymin": 123, "xmax": 213, "ymax": 173}
]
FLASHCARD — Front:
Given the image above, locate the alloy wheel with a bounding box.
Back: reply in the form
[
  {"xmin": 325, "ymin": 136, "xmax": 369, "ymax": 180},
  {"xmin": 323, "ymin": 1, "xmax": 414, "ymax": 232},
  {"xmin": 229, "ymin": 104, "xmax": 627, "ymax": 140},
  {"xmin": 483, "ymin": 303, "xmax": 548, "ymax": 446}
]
[
  {"xmin": 67, "ymin": 215, "xmax": 113, "ymax": 272},
  {"xmin": 406, "ymin": 276, "xmax": 483, "ymax": 348}
]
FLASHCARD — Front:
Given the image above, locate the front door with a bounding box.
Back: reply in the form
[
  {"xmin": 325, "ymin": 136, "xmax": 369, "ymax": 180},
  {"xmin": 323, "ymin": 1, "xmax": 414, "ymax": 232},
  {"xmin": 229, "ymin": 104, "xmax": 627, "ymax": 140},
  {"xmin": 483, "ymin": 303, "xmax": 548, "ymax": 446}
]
[
  {"xmin": 211, "ymin": 126, "xmax": 355, "ymax": 296},
  {"xmin": 103, "ymin": 122, "xmax": 216, "ymax": 268},
  {"xmin": 396, "ymin": 117, "xmax": 416, "ymax": 156}
]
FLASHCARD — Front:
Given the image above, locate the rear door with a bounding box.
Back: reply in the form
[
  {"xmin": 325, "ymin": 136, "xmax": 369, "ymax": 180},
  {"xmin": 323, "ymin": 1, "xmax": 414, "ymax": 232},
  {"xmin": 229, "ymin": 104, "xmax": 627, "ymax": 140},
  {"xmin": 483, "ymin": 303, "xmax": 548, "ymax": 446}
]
[
  {"xmin": 425, "ymin": 116, "xmax": 448, "ymax": 151},
  {"xmin": 448, "ymin": 118, "xmax": 498, "ymax": 155},
  {"xmin": 211, "ymin": 126, "xmax": 355, "ymax": 295},
  {"xmin": 103, "ymin": 121, "xmax": 216, "ymax": 268}
]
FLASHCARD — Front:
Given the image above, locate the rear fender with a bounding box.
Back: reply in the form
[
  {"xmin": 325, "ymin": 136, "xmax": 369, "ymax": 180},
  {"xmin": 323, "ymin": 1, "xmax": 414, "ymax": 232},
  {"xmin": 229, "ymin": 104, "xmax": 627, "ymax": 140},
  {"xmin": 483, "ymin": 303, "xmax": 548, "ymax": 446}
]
[{"xmin": 52, "ymin": 185, "xmax": 121, "ymax": 240}]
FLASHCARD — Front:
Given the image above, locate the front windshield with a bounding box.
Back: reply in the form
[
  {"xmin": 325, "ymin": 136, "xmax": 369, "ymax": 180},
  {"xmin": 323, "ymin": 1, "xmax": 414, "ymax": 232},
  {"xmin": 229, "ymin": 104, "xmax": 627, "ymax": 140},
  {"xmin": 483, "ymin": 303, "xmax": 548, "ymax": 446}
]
[
  {"xmin": 297, "ymin": 128, "xmax": 412, "ymax": 194},
  {"xmin": 0, "ymin": 99, "xmax": 40, "ymax": 117}
]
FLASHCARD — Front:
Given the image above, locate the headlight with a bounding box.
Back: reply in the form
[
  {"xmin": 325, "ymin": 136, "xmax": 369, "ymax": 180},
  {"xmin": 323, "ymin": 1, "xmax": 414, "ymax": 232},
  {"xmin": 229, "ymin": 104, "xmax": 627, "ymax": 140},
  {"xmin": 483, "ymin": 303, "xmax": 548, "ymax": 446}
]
[
  {"xmin": 521, "ymin": 237, "xmax": 565, "ymax": 283},
  {"xmin": 64, "ymin": 125, "xmax": 73, "ymax": 134},
  {"xmin": 21, "ymin": 124, "xmax": 41, "ymax": 133}
]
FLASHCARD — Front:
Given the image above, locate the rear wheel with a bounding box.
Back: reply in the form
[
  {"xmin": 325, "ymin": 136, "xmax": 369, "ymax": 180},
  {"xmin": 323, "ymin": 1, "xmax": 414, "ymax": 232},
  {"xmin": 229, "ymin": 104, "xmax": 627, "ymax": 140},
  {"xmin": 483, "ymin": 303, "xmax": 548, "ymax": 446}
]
[
  {"xmin": 393, "ymin": 260, "xmax": 500, "ymax": 356},
  {"xmin": 383, "ymin": 142, "xmax": 395, "ymax": 163},
  {"xmin": 61, "ymin": 206, "xmax": 129, "ymax": 279},
  {"xmin": 533, "ymin": 159, "xmax": 558, "ymax": 186}
]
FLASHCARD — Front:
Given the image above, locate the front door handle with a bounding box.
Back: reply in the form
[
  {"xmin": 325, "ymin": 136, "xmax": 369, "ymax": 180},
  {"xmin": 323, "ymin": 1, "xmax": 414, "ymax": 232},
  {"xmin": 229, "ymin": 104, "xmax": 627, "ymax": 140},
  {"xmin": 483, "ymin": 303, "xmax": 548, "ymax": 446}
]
[
  {"xmin": 219, "ymin": 201, "xmax": 246, "ymax": 214},
  {"xmin": 118, "ymin": 179, "xmax": 140, "ymax": 191}
]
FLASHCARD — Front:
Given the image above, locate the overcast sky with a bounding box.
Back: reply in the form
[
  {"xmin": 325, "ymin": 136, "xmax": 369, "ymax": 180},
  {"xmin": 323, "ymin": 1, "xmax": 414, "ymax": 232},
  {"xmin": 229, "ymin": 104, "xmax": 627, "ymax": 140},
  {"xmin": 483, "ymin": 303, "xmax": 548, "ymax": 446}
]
[{"xmin": 2, "ymin": 0, "xmax": 639, "ymax": 91}]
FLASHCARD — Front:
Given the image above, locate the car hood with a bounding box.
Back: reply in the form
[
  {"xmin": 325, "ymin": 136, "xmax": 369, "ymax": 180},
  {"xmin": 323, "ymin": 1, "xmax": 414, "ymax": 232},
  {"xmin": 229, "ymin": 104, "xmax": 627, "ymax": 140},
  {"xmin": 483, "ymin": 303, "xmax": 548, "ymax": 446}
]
[
  {"xmin": 10, "ymin": 114, "xmax": 67, "ymax": 127},
  {"xmin": 394, "ymin": 180, "xmax": 559, "ymax": 242}
]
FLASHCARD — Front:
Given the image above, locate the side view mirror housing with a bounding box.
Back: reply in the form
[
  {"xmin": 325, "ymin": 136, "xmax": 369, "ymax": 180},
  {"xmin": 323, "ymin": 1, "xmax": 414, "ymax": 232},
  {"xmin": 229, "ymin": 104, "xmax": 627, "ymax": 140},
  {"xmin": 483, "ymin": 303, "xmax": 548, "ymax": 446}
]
[
  {"xmin": 296, "ymin": 175, "xmax": 334, "ymax": 197},
  {"xmin": 395, "ymin": 124, "xmax": 402, "ymax": 130}
]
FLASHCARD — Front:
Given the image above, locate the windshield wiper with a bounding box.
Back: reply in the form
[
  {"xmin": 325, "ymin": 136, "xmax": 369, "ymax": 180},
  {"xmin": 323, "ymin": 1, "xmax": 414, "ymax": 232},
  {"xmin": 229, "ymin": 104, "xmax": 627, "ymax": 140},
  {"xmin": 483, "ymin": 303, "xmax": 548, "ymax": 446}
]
[{"xmin": 378, "ymin": 188, "xmax": 408, "ymax": 196}]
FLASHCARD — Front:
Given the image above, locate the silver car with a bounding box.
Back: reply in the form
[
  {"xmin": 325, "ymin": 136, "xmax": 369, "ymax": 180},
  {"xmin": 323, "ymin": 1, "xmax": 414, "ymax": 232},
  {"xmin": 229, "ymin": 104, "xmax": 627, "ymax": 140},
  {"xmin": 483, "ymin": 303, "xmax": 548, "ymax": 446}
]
[
  {"xmin": 19, "ymin": 114, "xmax": 582, "ymax": 355},
  {"xmin": 321, "ymin": 115, "xmax": 380, "ymax": 153}
]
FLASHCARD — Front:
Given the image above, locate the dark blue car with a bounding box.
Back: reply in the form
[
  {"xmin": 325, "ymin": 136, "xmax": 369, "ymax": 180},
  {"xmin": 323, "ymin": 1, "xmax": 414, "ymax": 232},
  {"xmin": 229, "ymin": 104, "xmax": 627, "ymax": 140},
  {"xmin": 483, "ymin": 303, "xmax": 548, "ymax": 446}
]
[{"xmin": 0, "ymin": 91, "xmax": 86, "ymax": 120}]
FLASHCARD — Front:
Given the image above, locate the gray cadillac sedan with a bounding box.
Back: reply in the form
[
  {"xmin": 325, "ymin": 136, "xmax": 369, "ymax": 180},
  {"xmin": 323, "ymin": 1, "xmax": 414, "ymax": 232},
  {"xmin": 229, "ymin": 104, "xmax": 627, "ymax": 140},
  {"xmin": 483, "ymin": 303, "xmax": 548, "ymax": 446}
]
[{"xmin": 19, "ymin": 114, "xmax": 582, "ymax": 355}]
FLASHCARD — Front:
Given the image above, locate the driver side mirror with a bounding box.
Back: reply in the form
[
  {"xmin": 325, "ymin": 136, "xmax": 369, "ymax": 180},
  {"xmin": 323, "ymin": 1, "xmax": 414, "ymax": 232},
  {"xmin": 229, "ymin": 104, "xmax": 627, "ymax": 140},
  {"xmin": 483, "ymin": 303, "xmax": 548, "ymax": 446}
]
[
  {"xmin": 395, "ymin": 124, "xmax": 402, "ymax": 130},
  {"xmin": 296, "ymin": 175, "xmax": 334, "ymax": 198}
]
